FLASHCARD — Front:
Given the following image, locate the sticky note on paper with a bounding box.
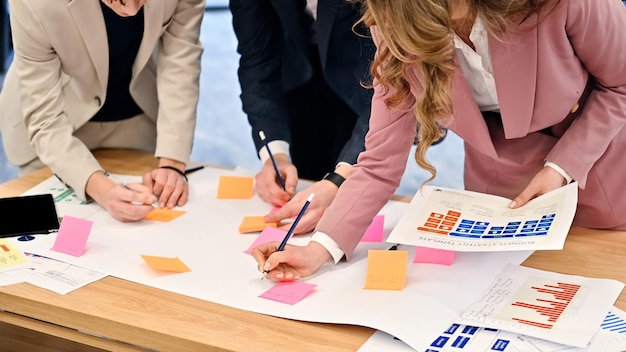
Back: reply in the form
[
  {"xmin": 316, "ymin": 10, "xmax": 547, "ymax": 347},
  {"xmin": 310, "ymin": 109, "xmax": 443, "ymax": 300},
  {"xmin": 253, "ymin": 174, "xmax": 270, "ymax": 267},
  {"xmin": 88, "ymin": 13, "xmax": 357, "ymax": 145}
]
[
  {"xmin": 50, "ymin": 216, "xmax": 93, "ymax": 257},
  {"xmin": 0, "ymin": 239, "xmax": 28, "ymax": 270},
  {"xmin": 144, "ymin": 208, "xmax": 187, "ymax": 222},
  {"xmin": 364, "ymin": 249, "xmax": 408, "ymax": 290},
  {"xmin": 217, "ymin": 175, "xmax": 254, "ymax": 199},
  {"xmin": 244, "ymin": 227, "xmax": 287, "ymax": 254},
  {"xmin": 413, "ymin": 246, "xmax": 455, "ymax": 266},
  {"xmin": 360, "ymin": 215, "xmax": 385, "ymax": 242},
  {"xmin": 239, "ymin": 216, "xmax": 278, "ymax": 233},
  {"xmin": 259, "ymin": 281, "xmax": 317, "ymax": 305},
  {"xmin": 140, "ymin": 255, "xmax": 191, "ymax": 273}
]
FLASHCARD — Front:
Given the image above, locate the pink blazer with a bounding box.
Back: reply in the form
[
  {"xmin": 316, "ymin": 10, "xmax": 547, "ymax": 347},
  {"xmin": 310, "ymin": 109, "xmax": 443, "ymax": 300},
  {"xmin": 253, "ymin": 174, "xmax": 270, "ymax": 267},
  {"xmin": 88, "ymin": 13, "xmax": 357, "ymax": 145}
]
[{"xmin": 317, "ymin": 0, "xmax": 626, "ymax": 259}]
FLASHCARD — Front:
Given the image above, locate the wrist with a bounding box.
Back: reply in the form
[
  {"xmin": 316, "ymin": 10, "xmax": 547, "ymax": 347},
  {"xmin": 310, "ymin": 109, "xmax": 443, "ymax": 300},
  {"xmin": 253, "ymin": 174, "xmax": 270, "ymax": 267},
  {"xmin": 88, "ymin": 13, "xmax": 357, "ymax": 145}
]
[
  {"xmin": 321, "ymin": 171, "xmax": 346, "ymax": 188},
  {"xmin": 158, "ymin": 158, "xmax": 185, "ymax": 172},
  {"xmin": 85, "ymin": 171, "xmax": 115, "ymax": 205}
]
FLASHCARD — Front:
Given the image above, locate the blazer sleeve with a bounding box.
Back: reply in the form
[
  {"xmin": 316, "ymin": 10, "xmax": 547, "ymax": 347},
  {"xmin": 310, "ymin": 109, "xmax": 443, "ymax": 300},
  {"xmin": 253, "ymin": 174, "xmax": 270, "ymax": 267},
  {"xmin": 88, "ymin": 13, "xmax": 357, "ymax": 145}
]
[
  {"xmin": 545, "ymin": 0, "xmax": 626, "ymax": 188},
  {"xmin": 154, "ymin": 0, "xmax": 205, "ymax": 165},
  {"xmin": 8, "ymin": 0, "xmax": 103, "ymax": 199},
  {"xmin": 315, "ymin": 26, "xmax": 417, "ymax": 260},
  {"xmin": 229, "ymin": 0, "xmax": 293, "ymax": 155}
]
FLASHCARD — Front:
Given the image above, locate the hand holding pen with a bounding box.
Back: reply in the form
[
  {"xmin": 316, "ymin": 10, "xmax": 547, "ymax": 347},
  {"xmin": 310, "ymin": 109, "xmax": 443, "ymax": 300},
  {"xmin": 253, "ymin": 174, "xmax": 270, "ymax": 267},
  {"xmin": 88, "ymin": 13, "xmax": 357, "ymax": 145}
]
[
  {"xmin": 255, "ymin": 131, "xmax": 297, "ymax": 205},
  {"xmin": 86, "ymin": 171, "xmax": 158, "ymax": 222},
  {"xmin": 250, "ymin": 194, "xmax": 334, "ymax": 281}
]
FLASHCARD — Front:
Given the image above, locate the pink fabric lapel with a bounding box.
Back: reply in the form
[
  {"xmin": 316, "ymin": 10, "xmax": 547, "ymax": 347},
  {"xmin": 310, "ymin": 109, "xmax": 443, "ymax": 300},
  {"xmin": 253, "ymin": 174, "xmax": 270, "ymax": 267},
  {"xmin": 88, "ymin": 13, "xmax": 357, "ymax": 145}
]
[{"xmin": 489, "ymin": 16, "xmax": 538, "ymax": 139}]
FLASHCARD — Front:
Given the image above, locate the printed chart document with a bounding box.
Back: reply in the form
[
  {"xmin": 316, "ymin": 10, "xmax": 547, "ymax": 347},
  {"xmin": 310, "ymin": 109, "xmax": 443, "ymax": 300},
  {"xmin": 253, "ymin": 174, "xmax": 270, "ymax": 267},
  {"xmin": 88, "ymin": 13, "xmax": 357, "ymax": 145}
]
[
  {"xmin": 388, "ymin": 183, "xmax": 578, "ymax": 252},
  {"xmin": 13, "ymin": 253, "xmax": 107, "ymax": 295},
  {"xmin": 360, "ymin": 307, "xmax": 626, "ymax": 352},
  {"xmin": 458, "ymin": 264, "xmax": 624, "ymax": 347}
]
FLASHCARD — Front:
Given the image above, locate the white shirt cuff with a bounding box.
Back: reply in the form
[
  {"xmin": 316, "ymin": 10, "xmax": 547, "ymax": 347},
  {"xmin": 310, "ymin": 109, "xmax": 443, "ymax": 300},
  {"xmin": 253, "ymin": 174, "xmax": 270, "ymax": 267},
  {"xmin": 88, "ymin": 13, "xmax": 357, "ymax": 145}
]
[
  {"xmin": 258, "ymin": 140, "xmax": 290, "ymax": 164},
  {"xmin": 335, "ymin": 161, "xmax": 353, "ymax": 169},
  {"xmin": 544, "ymin": 161, "xmax": 573, "ymax": 184},
  {"xmin": 311, "ymin": 231, "xmax": 345, "ymax": 264}
]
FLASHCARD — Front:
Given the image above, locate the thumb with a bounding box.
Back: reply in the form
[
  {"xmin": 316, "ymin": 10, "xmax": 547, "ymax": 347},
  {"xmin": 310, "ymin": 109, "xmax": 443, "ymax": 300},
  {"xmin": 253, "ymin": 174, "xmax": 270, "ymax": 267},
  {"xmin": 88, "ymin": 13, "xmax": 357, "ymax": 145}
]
[{"xmin": 509, "ymin": 190, "xmax": 532, "ymax": 209}]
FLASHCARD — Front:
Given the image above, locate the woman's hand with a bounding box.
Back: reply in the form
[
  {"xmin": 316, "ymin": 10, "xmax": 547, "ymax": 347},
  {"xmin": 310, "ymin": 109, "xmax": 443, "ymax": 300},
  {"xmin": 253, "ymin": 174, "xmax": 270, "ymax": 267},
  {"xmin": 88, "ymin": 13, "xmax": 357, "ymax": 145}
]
[
  {"xmin": 143, "ymin": 159, "xmax": 188, "ymax": 208},
  {"xmin": 509, "ymin": 166, "xmax": 567, "ymax": 209},
  {"xmin": 251, "ymin": 241, "xmax": 333, "ymax": 281},
  {"xmin": 263, "ymin": 180, "xmax": 339, "ymax": 235}
]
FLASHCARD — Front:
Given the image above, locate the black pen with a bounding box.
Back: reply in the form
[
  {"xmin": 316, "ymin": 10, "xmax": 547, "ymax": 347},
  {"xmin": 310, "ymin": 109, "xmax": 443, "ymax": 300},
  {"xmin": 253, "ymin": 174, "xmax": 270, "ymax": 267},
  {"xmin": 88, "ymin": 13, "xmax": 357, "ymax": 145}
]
[
  {"xmin": 262, "ymin": 193, "xmax": 315, "ymax": 277},
  {"xmin": 259, "ymin": 131, "xmax": 286, "ymax": 191},
  {"xmin": 184, "ymin": 165, "xmax": 205, "ymax": 175}
]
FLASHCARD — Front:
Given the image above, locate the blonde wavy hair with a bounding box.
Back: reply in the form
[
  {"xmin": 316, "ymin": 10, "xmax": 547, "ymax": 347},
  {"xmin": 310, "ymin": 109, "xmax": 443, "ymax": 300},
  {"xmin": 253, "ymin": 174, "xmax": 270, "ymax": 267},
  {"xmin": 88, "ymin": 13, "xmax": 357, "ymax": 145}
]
[{"xmin": 357, "ymin": 0, "xmax": 559, "ymax": 183}]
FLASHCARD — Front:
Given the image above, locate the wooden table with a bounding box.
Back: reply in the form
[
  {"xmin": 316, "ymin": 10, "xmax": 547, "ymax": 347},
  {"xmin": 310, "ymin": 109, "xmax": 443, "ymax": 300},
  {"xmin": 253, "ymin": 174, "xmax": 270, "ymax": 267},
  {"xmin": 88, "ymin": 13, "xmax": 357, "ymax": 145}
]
[{"xmin": 1, "ymin": 149, "xmax": 625, "ymax": 351}]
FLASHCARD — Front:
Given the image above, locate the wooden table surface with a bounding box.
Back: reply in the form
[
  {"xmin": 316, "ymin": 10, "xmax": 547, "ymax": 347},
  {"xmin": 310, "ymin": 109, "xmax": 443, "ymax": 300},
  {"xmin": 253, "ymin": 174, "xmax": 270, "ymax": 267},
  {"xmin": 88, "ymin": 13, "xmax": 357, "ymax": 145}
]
[{"xmin": 1, "ymin": 149, "xmax": 625, "ymax": 352}]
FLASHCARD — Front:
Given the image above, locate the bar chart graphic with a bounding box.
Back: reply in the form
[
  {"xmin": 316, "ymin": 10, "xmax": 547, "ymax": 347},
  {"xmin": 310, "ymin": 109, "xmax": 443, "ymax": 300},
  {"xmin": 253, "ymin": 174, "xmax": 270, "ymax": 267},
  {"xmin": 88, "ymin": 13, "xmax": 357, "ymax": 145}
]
[
  {"xmin": 417, "ymin": 210, "xmax": 556, "ymax": 239},
  {"xmin": 498, "ymin": 278, "xmax": 582, "ymax": 330}
]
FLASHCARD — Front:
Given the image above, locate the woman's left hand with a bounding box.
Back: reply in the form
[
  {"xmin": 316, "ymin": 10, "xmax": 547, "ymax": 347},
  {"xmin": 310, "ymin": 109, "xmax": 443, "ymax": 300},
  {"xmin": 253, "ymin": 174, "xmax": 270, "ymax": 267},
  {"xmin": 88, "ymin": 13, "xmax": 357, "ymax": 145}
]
[
  {"xmin": 509, "ymin": 166, "xmax": 566, "ymax": 209},
  {"xmin": 143, "ymin": 160, "xmax": 189, "ymax": 208}
]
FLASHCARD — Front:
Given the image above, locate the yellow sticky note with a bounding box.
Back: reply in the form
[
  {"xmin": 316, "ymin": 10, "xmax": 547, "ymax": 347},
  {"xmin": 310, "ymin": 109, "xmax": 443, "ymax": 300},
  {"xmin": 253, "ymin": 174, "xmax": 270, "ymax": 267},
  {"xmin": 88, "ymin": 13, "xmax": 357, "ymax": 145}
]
[
  {"xmin": 217, "ymin": 175, "xmax": 254, "ymax": 199},
  {"xmin": 0, "ymin": 239, "xmax": 28, "ymax": 270},
  {"xmin": 364, "ymin": 249, "xmax": 408, "ymax": 290},
  {"xmin": 239, "ymin": 216, "xmax": 278, "ymax": 233},
  {"xmin": 144, "ymin": 208, "xmax": 187, "ymax": 222},
  {"xmin": 140, "ymin": 255, "xmax": 191, "ymax": 273}
]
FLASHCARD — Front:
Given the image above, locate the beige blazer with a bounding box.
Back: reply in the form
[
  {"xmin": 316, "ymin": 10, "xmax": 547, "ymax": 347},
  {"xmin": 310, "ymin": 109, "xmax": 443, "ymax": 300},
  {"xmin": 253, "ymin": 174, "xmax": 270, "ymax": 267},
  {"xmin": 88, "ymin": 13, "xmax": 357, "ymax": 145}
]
[
  {"xmin": 0, "ymin": 0, "xmax": 204, "ymax": 198},
  {"xmin": 316, "ymin": 0, "xmax": 626, "ymax": 259}
]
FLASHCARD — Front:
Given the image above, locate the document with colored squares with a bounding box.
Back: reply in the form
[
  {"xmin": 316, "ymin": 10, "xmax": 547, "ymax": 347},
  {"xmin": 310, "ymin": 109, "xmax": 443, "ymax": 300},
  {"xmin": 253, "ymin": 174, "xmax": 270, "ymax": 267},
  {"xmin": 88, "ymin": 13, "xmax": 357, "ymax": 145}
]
[{"xmin": 387, "ymin": 183, "xmax": 578, "ymax": 252}]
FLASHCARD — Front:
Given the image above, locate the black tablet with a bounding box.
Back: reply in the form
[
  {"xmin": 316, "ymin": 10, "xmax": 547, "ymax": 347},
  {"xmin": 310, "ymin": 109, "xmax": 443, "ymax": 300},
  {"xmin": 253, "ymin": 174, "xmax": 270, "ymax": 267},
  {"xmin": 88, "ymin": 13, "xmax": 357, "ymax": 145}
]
[{"xmin": 0, "ymin": 194, "xmax": 60, "ymax": 238}]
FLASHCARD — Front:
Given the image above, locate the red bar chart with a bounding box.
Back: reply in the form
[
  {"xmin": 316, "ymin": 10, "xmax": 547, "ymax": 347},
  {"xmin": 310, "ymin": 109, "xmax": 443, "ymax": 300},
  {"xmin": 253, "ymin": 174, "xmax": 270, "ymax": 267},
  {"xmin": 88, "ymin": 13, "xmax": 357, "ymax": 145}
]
[{"xmin": 505, "ymin": 281, "xmax": 581, "ymax": 330}]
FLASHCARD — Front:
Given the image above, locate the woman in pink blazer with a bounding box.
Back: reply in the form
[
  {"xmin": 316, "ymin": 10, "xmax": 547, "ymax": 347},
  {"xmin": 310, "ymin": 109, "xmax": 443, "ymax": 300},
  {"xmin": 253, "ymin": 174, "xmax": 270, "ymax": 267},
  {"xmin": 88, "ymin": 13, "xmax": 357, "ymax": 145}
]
[{"xmin": 252, "ymin": 0, "xmax": 626, "ymax": 281}]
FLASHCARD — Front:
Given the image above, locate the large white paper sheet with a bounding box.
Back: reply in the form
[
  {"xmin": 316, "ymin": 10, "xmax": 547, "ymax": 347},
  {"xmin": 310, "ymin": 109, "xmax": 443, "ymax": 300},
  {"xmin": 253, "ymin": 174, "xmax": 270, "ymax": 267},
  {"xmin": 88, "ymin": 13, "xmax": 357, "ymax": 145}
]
[
  {"xmin": 387, "ymin": 184, "xmax": 578, "ymax": 252},
  {"xmin": 10, "ymin": 168, "xmax": 534, "ymax": 351},
  {"xmin": 458, "ymin": 264, "xmax": 624, "ymax": 347}
]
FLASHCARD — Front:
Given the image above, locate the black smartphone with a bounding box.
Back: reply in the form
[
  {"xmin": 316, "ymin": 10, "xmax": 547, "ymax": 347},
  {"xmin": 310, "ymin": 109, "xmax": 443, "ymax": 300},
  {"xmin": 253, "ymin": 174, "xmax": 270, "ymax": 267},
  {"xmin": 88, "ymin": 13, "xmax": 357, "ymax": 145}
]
[{"xmin": 0, "ymin": 194, "xmax": 60, "ymax": 238}]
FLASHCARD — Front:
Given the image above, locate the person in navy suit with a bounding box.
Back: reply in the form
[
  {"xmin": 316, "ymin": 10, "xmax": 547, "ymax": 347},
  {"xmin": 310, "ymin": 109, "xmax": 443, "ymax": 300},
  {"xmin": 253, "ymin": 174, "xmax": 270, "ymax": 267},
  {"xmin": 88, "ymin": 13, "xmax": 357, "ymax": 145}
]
[{"xmin": 230, "ymin": 0, "xmax": 374, "ymax": 234}]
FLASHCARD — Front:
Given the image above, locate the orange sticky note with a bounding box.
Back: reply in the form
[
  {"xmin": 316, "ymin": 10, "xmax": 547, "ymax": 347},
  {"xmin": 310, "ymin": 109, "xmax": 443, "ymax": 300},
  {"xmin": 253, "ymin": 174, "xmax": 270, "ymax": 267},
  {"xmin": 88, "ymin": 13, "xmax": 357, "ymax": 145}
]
[
  {"xmin": 239, "ymin": 216, "xmax": 278, "ymax": 233},
  {"xmin": 217, "ymin": 175, "xmax": 254, "ymax": 199},
  {"xmin": 140, "ymin": 255, "xmax": 191, "ymax": 273},
  {"xmin": 364, "ymin": 249, "xmax": 408, "ymax": 290},
  {"xmin": 144, "ymin": 208, "xmax": 187, "ymax": 222}
]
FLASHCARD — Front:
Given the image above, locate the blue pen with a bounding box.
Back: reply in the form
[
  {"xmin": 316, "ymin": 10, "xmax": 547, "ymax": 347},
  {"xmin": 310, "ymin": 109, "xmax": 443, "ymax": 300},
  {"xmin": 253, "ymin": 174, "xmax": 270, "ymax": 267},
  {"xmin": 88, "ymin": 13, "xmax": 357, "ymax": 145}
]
[
  {"xmin": 262, "ymin": 193, "xmax": 315, "ymax": 276},
  {"xmin": 259, "ymin": 131, "xmax": 286, "ymax": 191}
]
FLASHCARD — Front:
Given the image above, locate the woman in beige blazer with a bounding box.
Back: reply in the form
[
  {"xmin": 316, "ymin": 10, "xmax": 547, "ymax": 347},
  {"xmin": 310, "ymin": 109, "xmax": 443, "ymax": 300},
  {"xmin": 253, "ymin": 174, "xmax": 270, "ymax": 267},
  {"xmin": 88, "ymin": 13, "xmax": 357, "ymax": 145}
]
[
  {"xmin": 0, "ymin": 0, "xmax": 205, "ymax": 221},
  {"xmin": 251, "ymin": 0, "xmax": 626, "ymax": 281}
]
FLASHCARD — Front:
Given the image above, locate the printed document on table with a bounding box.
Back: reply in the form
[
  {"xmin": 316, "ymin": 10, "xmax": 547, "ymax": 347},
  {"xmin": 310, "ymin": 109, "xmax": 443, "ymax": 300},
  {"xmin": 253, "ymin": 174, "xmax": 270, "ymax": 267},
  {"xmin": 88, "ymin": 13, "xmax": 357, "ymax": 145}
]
[
  {"xmin": 360, "ymin": 307, "xmax": 626, "ymax": 352},
  {"xmin": 387, "ymin": 183, "xmax": 577, "ymax": 252},
  {"xmin": 13, "ymin": 253, "xmax": 107, "ymax": 295},
  {"xmin": 457, "ymin": 264, "xmax": 624, "ymax": 348}
]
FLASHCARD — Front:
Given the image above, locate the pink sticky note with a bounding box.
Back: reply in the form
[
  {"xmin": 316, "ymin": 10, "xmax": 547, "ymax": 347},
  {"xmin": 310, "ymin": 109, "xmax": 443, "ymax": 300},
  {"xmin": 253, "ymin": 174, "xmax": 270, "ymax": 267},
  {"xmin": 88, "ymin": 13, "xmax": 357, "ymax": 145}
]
[
  {"xmin": 360, "ymin": 215, "xmax": 385, "ymax": 242},
  {"xmin": 244, "ymin": 227, "xmax": 287, "ymax": 254},
  {"xmin": 259, "ymin": 281, "xmax": 317, "ymax": 305},
  {"xmin": 413, "ymin": 246, "xmax": 455, "ymax": 266},
  {"xmin": 50, "ymin": 216, "xmax": 93, "ymax": 257}
]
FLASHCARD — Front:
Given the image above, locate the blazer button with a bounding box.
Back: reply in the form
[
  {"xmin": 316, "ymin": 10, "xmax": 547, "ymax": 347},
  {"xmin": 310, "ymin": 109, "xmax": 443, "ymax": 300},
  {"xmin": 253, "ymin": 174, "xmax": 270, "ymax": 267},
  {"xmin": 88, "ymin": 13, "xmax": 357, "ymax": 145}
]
[
  {"xmin": 570, "ymin": 102, "xmax": 580, "ymax": 113},
  {"xmin": 95, "ymin": 96, "xmax": 102, "ymax": 106}
]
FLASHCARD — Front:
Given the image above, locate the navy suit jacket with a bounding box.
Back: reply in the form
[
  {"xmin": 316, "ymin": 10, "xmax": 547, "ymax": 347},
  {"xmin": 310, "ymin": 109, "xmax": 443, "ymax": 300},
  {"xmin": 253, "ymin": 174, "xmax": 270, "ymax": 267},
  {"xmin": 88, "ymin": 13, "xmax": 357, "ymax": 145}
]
[{"xmin": 229, "ymin": 0, "xmax": 374, "ymax": 165}]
